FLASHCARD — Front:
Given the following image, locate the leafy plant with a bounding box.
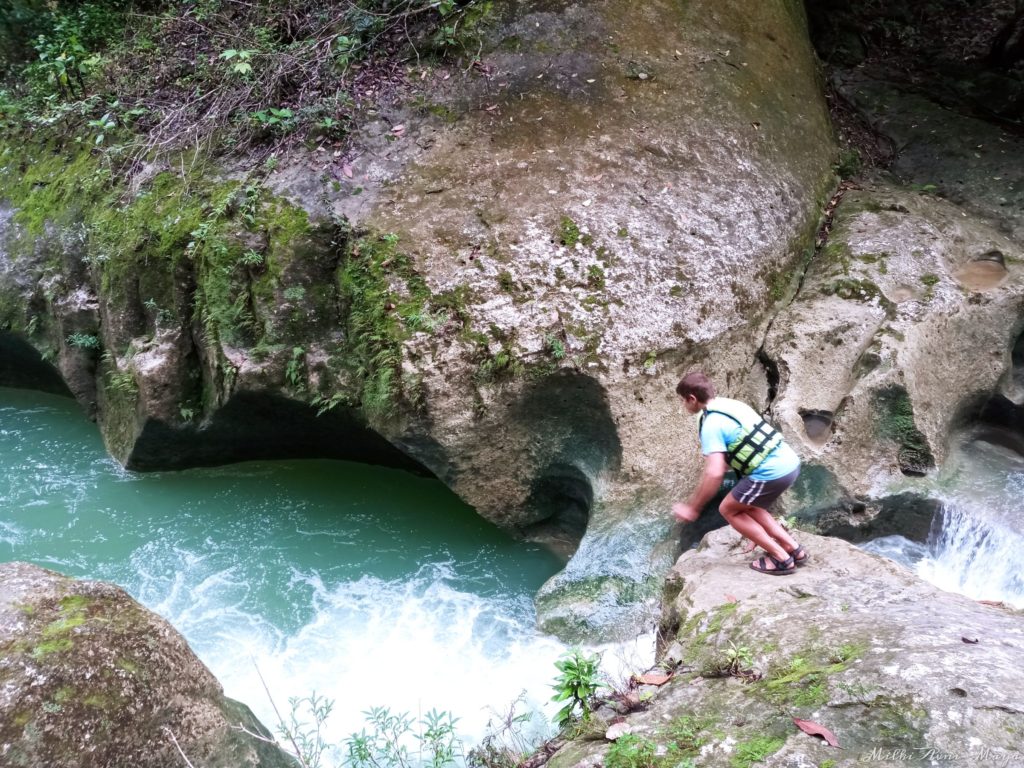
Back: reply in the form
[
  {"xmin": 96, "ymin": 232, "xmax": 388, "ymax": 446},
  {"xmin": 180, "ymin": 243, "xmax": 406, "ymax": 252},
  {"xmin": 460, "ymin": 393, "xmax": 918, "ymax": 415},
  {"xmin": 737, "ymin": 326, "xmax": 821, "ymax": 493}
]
[
  {"xmin": 344, "ymin": 706, "xmax": 462, "ymax": 768},
  {"xmin": 251, "ymin": 106, "xmax": 297, "ymax": 133},
  {"xmin": 219, "ymin": 48, "xmax": 255, "ymax": 76},
  {"xmin": 86, "ymin": 111, "xmax": 114, "ymax": 144},
  {"xmin": 550, "ymin": 648, "xmax": 603, "ymax": 728},
  {"xmin": 277, "ymin": 693, "xmax": 333, "ymax": 768},
  {"xmin": 721, "ymin": 641, "xmax": 754, "ymax": 675},
  {"xmin": 285, "ymin": 346, "xmax": 306, "ymax": 390},
  {"xmin": 239, "ymin": 248, "xmax": 265, "ymax": 267},
  {"xmin": 66, "ymin": 332, "xmax": 100, "ymax": 349},
  {"xmin": 605, "ymin": 734, "xmax": 658, "ymax": 768},
  {"xmin": 106, "ymin": 369, "xmax": 136, "ymax": 394},
  {"xmin": 543, "ymin": 333, "xmax": 565, "ymax": 360}
]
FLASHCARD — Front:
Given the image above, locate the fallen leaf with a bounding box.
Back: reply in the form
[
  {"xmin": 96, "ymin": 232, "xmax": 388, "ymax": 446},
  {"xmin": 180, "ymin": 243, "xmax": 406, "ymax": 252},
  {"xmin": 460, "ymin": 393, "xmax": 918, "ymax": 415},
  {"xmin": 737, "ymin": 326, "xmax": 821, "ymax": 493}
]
[
  {"xmin": 792, "ymin": 718, "xmax": 841, "ymax": 748},
  {"xmin": 485, "ymin": 104, "xmax": 499, "ymax": 112},
  {"xmin": 342, "ymin": 164, "xmax": 354, "ymax": 178},
  {"xmin": 391, "ymin": 124, "xmax": 405, "ymax": 135},
  {"xmin": 724, "ymin": 594, "xmax": 737, "ymax": 603},
  {"xmin": 635, "ymin": 672, "xmax": 671, "ymax": 686},
  {"xmin": 962, "ymin": 636, "xmax": 980, "ymax": 644}
]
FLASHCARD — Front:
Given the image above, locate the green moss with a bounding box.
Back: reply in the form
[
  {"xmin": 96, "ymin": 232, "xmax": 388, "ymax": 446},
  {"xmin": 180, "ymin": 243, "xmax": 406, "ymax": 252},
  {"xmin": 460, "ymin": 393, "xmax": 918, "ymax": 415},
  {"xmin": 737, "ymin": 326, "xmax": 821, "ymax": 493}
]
[
  {"xmin": 730, "ymin": 736, "xmax": 785, "ymax": 768},
  {"xmin": 557, "ymin": 216, "xmax": 582, "ymax": 247},
  {"xmin": 819, "ymin": 277, "xmax": 892, "ymax": 314},
  {"xmin": 873, "ymin": 386, "xmax": 934, "ymax": 475}
]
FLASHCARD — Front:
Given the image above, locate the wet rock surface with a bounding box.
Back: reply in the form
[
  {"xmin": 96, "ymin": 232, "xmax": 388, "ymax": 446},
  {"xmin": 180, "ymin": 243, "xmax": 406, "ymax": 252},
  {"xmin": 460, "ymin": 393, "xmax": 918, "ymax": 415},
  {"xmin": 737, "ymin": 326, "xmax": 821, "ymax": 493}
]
[
  {"xmin": 0, "ymin": 562, "xmax": 292, "ymax": 768},
  {"xmin": 545, "ymin": 527, "xmax": 1024, "ymax": 768}
]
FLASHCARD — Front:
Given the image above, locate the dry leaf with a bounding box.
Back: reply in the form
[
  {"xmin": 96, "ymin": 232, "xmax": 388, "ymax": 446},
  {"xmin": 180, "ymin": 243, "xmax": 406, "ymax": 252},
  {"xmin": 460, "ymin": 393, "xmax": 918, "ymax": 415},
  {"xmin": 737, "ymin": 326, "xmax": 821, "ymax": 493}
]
[
  {"xmin": 635, "ymin": 673, "xmax": 671, "ymax": 686},
  {"xmin": 961, "ymin": 636, "xmax": 980, "ymax": 644},
  {"xmin": 792, "ymin": 718, "xmax": 841, "ymax": 748},
  {"xmin": 391, "ymin": 124, "xmax": 405, "ymax": 135},
  {"xmin": 342, "ymin": 164, "xmax": 354, "ymax": 179}
]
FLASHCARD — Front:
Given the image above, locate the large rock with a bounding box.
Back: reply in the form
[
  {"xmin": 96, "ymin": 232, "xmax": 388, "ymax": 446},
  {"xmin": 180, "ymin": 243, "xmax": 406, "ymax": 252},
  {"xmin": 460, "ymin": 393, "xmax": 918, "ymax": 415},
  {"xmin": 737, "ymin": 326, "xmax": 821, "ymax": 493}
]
[
  {"xmin": 764, "ymin": 179, "xmax": 1024, "ymax": 519},
  {"xmin": 545, "ymin": 527, "xmax": 1024, "ymax": 768},
  {"xmin": 0, "ymin": 0, "xmax": 837, "ymax": 640},
  {"xmin": 308, "ymin": 0, "xmax": 836, "ymax": 638},
  {"xmin": 0, "ymin": 562, "xmax": 293, "ymax": 768}
]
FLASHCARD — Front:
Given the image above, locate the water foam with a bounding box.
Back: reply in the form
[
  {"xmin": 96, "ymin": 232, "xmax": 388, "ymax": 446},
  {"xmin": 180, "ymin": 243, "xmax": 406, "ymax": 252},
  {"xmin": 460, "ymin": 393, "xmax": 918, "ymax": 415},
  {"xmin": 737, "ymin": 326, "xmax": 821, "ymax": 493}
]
[
  {"xmin": 173, "ymin": 562, "xmax": 569, "ymax": 765},
  {"xmin": 862, "ymin": 503, "xmax": 1024, "ymax": 609}
]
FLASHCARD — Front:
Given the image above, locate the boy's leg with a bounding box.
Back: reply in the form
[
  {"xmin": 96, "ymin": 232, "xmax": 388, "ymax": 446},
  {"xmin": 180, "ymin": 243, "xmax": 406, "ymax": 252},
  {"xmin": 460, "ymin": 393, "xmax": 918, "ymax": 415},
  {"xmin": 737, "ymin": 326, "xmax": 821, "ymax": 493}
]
[
  {"xmin": 719, "ymin": 498, "xmax": 789, "ymax": 562},
  {"xmin": 744, "ymin": 506, "xmax": 798, "ymax": 552}
]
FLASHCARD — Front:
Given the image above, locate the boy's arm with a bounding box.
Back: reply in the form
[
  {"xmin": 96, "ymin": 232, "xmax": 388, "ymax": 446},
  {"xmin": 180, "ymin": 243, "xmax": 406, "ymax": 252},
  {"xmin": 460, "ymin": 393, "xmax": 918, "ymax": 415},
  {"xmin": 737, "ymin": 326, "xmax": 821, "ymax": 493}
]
[{"xmin": 673, "ymin": 452, "xmax": 728, "ymax": 522}]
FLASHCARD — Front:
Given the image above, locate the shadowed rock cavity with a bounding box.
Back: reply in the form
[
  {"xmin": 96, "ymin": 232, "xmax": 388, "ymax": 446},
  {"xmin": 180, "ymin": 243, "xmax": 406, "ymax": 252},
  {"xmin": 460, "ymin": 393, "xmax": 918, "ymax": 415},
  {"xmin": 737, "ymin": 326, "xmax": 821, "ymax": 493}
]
[
  {"xmin": 512, "ymin": 371, "xmax": 622, "ymax": 556},
  {"xmin": 126, "ymin": 391, "xmax": 434, "ymax": 476},
  {"xmin": 0, "ymin": 333, "xmax": 73, "ymax": 397},
  {"xmin": 800, "ymin": 407, "xmax": 834, "ymax": 444}
]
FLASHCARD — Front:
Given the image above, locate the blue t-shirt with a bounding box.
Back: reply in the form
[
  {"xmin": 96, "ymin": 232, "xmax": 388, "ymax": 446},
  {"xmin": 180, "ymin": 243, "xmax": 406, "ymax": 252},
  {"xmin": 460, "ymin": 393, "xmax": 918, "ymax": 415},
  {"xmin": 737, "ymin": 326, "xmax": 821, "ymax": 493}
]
[{"xmin": 699, "ymin": 398, "xmax": 800, "ymax": 481}]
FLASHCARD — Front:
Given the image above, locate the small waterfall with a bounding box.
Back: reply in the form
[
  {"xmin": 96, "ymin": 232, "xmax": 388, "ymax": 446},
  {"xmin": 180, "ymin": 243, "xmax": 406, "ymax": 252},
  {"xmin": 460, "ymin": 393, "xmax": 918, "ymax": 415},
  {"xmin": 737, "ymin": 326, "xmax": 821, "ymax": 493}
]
[{"xmin": 862, "ymin": 501, "xmax": 1024, "ymax": 609}]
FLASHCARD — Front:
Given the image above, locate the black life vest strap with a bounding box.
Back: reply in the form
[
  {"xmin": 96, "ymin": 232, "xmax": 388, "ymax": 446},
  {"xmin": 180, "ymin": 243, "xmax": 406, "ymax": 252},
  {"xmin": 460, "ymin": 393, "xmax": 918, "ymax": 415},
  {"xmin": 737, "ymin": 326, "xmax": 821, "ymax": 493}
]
[{"xmin": 699, "ymin": 408, "xmax": 780, "ymax": 475}]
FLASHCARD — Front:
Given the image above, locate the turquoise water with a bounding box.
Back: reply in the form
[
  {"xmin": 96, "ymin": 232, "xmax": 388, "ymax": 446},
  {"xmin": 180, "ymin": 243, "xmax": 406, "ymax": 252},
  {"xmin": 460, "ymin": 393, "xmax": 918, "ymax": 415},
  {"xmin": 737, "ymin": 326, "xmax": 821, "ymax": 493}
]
[{"xmin": 0, "ymin": 387, "xmax": 570, "ymax": 757}]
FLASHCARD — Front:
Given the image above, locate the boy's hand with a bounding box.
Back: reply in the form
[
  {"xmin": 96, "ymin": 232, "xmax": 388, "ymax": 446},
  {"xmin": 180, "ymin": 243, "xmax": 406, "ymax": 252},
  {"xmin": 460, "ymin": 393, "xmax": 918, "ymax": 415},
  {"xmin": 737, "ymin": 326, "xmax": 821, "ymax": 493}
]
[{"xmin": 673, "ymin": 502, "xmax": 699, "ymax": 523}]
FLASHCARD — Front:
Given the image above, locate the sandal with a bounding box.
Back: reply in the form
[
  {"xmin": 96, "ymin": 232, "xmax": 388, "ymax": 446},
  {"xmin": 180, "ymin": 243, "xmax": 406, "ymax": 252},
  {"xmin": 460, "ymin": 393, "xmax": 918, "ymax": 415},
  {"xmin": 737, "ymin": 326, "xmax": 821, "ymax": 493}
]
[
  {"xmin": 789, "ymin": 545, "xmax": 809, "ymax": 567},
  {"xmin": 750, "ymin": 554, "xmax": 796, "ymax": 575}
]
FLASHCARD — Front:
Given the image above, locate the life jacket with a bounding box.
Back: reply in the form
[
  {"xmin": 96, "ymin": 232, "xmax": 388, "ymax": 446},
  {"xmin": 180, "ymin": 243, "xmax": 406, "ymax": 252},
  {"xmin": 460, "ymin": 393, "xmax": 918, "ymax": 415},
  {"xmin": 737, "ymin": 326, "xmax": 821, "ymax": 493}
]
[{"xmin": 699, "ymin": 398, "xmax": 783, "ymax": 477}]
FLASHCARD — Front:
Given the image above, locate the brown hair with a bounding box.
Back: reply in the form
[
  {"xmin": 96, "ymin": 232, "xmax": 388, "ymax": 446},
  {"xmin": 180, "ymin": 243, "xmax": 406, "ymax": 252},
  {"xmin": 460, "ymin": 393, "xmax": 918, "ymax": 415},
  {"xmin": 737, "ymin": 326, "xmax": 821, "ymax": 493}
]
[{"xmin": 676, "ymin": 371, "xmax": 715, "ymax": 403}]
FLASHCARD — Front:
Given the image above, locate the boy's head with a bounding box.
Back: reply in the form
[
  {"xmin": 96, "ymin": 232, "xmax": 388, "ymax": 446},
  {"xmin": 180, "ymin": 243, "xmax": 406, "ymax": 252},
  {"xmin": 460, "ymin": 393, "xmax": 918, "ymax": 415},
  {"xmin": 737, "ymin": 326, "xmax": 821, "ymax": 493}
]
[{"xmin": 676, "ymin": 371, "xmax": 715, "ymax": 413}]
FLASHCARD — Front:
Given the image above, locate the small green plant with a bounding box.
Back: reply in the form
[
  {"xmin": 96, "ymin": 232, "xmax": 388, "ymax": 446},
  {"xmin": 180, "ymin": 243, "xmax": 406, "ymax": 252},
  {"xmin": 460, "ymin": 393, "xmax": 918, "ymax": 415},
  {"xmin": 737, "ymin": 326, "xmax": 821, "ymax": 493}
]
[
  {"xmin": 285, "ymin": 346, "xmax": 306, "ymax": 389},
  {"xmin": 344, "ymin": 706, "xmax": 463, "ymax": 768},
  {"xmin": 586, "ymin": 264, "xmax": 606, "ymax": 289},
  {"xmin": 605, "ymin": 733, "xmax": 658, "ymax": 768},
  {"xmin": 283, "ymin": 285, "xmax": 306, "ymax": 302},
  {"xmin": 239, "ymin": 249, "xmax": 265, "ymax": 267},
  {"xmin": 277, "ymin": 692, "xmax": 333, "ymax": 768},
  {"xmin": 178, "ymin": 405, "xmax": 195, "ymax": 422},
  {"xmin": 219, "ymin": 48, "xmax": 255, "ymax": 76},
  {"xmin": 66, "ymin": 332, "xmax": 100, "ymax": 350},
  {"xmin": 832, "ymin": 148, "xmax": 861, "ymax": 179},
  {"xmin": 251, "ymin": 107, "xmax": 297, "ymax": 133},
  {"xmin": 86, "ymin": 112, "xmax": 115, "ymax": 145},
  {"xmin": 708, "ymin": 641, "xmax": 754, "ymax": 678},
  {"xmin": 730, "ymin": 736, "xmax": 785, "ymax": 768},
  {"xmin": 551, "ymin": 648, "xmax": 603, "ymax": 728},
  {"xmin": 107, "ymin": 370, "xmax": 137, "ymax": 395},
  {"xmin": 557, "ymin": 217, "xmax": 582, "ymax": 247},
  {"xmin": 544, "ymin": 333, "xmax": 566, "ymax": 360}
]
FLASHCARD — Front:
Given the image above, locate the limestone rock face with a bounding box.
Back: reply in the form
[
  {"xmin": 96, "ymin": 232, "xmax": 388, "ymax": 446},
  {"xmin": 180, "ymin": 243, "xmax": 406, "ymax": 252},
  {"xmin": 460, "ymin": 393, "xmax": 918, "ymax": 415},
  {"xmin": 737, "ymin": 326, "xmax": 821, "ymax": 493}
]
[
  {"xmin": 303, "ymin": 0, "xmax": 835, "ymax": 637},
  {"xmin": 0, "ymin": 0, "xmax": 837, "ymax": 639},
  {"xmin": 765, "ymin": 180, "xmax": 1023, "ymax": 515},
  {"xmin": 0, "ymin": 562, "xmax": 293, "ymax": 768},
  {"xmin": 545, "ymin": 527, "xmax": 1024, "ymax": 768}
]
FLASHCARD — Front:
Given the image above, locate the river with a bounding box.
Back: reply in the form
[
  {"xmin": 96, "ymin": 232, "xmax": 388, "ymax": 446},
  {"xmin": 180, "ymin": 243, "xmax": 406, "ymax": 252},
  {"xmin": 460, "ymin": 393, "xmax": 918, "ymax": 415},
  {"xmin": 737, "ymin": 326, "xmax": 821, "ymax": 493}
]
[{"xmin": 0, "ymin": 387, "xmax": 580, "ymax": 762}]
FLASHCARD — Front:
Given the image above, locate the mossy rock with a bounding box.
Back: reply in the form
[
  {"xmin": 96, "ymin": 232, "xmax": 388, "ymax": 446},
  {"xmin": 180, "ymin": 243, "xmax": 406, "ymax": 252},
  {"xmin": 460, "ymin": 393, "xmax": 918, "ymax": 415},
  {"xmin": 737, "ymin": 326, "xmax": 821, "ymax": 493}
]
[{"xmin": 0, "ymin": 562, "xmax": 293, "ymax": 768}]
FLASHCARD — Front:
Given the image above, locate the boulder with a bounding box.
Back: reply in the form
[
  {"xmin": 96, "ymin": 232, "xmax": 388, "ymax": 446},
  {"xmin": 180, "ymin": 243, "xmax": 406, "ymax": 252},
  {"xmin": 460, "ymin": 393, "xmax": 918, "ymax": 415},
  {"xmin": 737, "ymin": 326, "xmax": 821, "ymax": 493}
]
[
  {"xmin": 764, "ymin": 179, "xmax": 1024, "ymax": 517},
  {"xmin": 545, "ymin": 527, "xmax": 1023, "ymax": 768},
  {"xmin": 0, "ymin": 562, "xmax": 294, "ymax": 768}
]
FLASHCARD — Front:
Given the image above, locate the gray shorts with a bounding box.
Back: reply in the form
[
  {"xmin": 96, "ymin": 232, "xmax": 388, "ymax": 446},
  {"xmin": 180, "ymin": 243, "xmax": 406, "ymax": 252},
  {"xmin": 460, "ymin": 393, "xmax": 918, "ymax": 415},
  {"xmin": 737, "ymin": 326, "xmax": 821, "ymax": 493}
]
[{"xmin": 730, "ymin": 467, "xmax": 800, "ymax": 510}]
